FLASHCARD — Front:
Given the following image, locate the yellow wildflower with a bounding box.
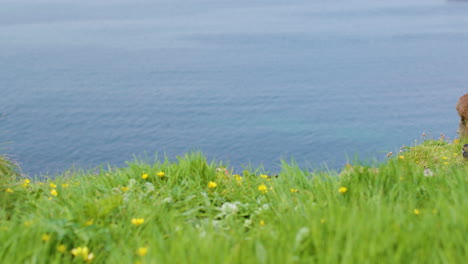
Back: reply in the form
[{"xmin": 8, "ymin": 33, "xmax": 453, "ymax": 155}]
[
  {"xmin": 121, "ymin": 187, "xmax": 129, "ymax": 192},
  {"xmin": 62, "ymin": 183, "xmax": 70, "ymax": 188},
  {"xmin": 290, "ymin": 188, "xmax": 298, "ymax": 193},
  {"xmin": 71, "ymin": 247, "xmax": 94, "ymax": 262},
  {"xmin": 442, "ymin": 157, "xmax": 448, "ymax": 160},
  {"xmin": 71, "ymin": 247, "xmax": 86, "ymax": 256},
  {"xmin": 414, "ymin": 209, "xmax": 420, "ymax": 215},
  {"xmin": 259, "ymin": 220, "xmax": 265, "ymax": 226},
  {"xmin": 454, "ymin": 139, "xmax": 460, "ymax": 144},
  {"xmin": 136, "ymin": 247, "xmax": 148, "ymax": 256},
  {"xmin": 5, "ymin": 188, "xmax": 14, "ymax": 193},
  {"xmin": 85, "ymin": 219, "xmax": 94, "ymax": 226},
  {"xmin": 453, "ymin": 153, "xmax": 459, "ymax": 157},
  {"xmin": 260, "ymin": 174, "xmax": 269, "ymax": 179},
  {"xmin": 208, "ymin": 181, "xmax": 217, "ymax": 189},
  {"xmin": 398, "ymin": 155, "xmax": 405, "ymax": 160},
  {"xmin": 338, "ymin": 187, "xmax": 348, "ymax": 194},
  {"xmin": 258, "ymin": 184, "xmax": 268, "ymax": 194},
  {"xmin": 50, "ymin": 189, "xmax": 58, "ymax": 196},
  {"xmin": 443, "ymin": 162, "xmax": 449, "ymax": 165},
  {"xmin": 141, "ymin": 173, "xmax": 148, "ymax": 180},
  {"xmin": 157, "ymin": 171, "xmax": 165, "ymax": 178},
  {"xmin": 49, "ymin": 183, "xmax": 57, "ymax": 188},
  {"xmin": 234, "ymin": 174, "xmax": 242, "ymax": 185},
  {"xmin": 22, "ymin": 179, "xmax": 31, "ymax": 187},
  {"xmin": 131, "ymin": 218, "xmax": 145, "ymax": 226},
  {"xmin": 41, "ymin": 234, "xmax": 51, "ymax": 242},
  {"xmin": 57, "ymin": 244, "xmax": 67, "ymax": 254}
]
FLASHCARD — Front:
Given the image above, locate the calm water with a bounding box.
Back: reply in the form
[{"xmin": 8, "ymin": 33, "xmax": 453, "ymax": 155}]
[{"xmin": 1, "ymin": 0, "xmax": 468, "ymax": 176}]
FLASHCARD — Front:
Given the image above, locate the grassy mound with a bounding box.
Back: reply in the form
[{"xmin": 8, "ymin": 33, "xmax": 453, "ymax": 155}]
[{"xmin": 0, "ymin": 140, "xmax": 467, "ymax": 263}]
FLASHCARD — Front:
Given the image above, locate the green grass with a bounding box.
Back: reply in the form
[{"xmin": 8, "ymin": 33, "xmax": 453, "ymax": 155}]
[
  {"xmin": 0, "ymin": 154, "xmax": 19, "ymax": 181},
  {"xmin": 0, "ymin": 140, "xmax": 467, "ymax": 263}
]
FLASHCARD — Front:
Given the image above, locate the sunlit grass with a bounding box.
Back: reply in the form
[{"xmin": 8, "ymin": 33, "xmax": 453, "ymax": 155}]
[{"xmin": 0, "ymin": 140, "xmax": 467, "ymax": 263}]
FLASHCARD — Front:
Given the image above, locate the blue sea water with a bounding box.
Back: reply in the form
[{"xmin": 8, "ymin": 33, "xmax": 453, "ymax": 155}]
[{"xmin": 1, "ymin": 0, "xmax": 468, "ymax": 176}]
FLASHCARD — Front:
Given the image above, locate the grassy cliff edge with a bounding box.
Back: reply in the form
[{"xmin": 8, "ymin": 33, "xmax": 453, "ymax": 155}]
[{"xmin": 0, "ymin": 139, "xmax": 467, "ymax": 263}]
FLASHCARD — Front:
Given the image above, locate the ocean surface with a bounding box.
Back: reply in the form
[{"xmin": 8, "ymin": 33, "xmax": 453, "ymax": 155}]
[{"xmin": 1, "ymin": 0, "xmax": 468, "ymax": 176}]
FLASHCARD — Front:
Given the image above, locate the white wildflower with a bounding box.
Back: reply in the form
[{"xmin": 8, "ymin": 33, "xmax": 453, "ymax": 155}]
[
  {"xmin": 128, "ymin": 179, "xmax": 137, "ymax": 187},
  {"xmin": 255, "ymin": 203, "xmax": 270, "ymax": 215},
  {"xmin": 221, "ymin": 202, "xmax": 240, "ymax": 215},
  {"xmin": 144, "ymin": 182, "xmax": 155, "ymax": 192},
  {"xmin": 215, "ymin": 202, "xmax": 243, "ymax": 219},
  {"xmin": 423, "ymin": 168, "xmax": 434, "ymax": 177}
]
